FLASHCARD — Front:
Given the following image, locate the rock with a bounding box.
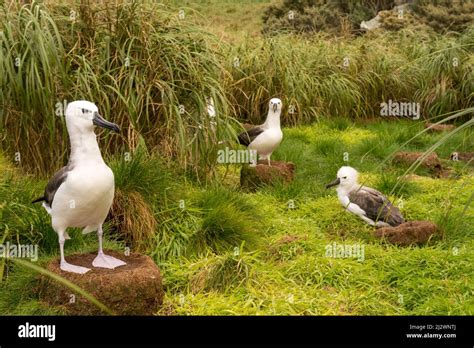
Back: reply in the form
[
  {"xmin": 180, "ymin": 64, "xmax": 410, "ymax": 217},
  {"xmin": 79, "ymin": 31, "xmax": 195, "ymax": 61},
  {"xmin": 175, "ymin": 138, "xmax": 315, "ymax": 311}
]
[
  {"xmin": 392, "ymin": 151, "xmax": 442, "ymax": 170},
  {"xmin": 375, "ymin": 221, "xmax": 438, "ymax": 246},
  {"xmin": 240, "ymin": 160, "xmax": 295, "ymax": 191},
  {"xmin": 38, "ymin": 251, "xmax": 163, "ymax": 315},
  {"xmin": 425, "ymin": 123, "xmax": 456, "ymax": 132}
]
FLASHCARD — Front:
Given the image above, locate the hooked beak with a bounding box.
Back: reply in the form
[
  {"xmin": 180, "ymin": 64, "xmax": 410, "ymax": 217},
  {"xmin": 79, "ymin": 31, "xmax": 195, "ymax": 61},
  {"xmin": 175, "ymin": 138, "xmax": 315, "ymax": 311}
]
[
  {"xmin": 93, "ymin": 112, "xmax": 120, "ymax": 133},
  {"xmin": 325, "ymin": 177, "xmax": 340, "ymax": 189},
  {"xmin": 272, "ymin": 103, "xmax": 278, "ymax": 112}
]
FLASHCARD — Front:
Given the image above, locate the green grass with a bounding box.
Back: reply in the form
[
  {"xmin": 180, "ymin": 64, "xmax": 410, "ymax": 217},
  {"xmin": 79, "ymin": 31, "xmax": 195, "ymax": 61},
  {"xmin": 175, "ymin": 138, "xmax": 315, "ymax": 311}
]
[
  {"xmin": 1, "ymin": 118, "xmax": 472, "ymax": 315},
  {"xmin": 166, "ymin": 0, "xmax": 275, "ymax": 41}
]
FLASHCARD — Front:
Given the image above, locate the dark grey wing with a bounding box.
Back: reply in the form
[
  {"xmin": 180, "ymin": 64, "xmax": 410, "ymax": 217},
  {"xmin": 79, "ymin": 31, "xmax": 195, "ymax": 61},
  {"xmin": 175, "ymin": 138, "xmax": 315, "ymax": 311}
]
[
  {"xmin": 349, "ymin": 186, "xmax": 404, "ymax": 226},
  {"xmin": 237, "ymin": 126, "xmax": 264, "ymax": 146},
  {"xmin": 43, "ymin": 165, "xmax": 72, "ymax": 207}
]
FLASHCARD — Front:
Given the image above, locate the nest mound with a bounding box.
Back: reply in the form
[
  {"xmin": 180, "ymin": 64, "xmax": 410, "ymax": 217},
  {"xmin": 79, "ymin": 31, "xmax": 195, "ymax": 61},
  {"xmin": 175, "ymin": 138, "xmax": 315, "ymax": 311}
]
[
  {"xmin": 375, "ymin": 221, "xmax": 438, "ymax": 246},
  {"xmin": 392, "ymin": 151, "xmax": 456, "ymax": 178},
  {"xmin": 393, "ymin": 151, "xmax": 441, "ymax": 169},
  {"xmin": 38, "ymin": 250, "xmax": 163, "ymax": 315},
  {"xmin": 240, "ymin": 160, "xmax": 295, "ymax": 191},
  {"xmin": 425, "ymin": 123, "xmax": 456, "ymax": 132}
]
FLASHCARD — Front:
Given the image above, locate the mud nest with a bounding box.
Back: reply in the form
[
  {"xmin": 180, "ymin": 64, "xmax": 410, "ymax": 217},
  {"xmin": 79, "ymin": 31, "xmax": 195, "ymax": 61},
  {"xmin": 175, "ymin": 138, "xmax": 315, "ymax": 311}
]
[
  {"xmin": 393, "ymin": 151, "xmax": 441, "ymax": 169},
  {"xmin": 425, "ymin": 123, "xmax": 456, "ymax": 132},
  {"xmin": 375, "ymin": 221, "xmax": 438, "ymax": 246},
  {"xmin": 240, "ymin": 160, "xmax": 295, "ymax": 191},
  {"xmin": 38, "ymin": 250, "xmax": 163, "ymax": 315},
  {"xmin": 392, "ymin": 151, "xmax": 451, "ymax": 177}
]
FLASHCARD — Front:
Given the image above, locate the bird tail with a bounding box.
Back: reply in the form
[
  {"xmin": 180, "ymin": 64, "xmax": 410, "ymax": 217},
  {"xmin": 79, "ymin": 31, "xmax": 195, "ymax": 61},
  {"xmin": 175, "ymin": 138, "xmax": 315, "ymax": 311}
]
[{"xmin": 32, "ymin": 196, "xmax": 45, "ymax": 204}]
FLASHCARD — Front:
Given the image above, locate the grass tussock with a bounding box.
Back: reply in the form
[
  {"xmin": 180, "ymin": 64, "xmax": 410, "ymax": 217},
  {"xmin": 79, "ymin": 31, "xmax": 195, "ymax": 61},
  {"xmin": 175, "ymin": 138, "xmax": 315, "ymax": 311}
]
[
  {"xmin": 1, "ymin": 1, "xmax": 238, "ymax": 176},
  {"xmin": 191, "ymin": 188, "xmax": 262, "ymax": 254},
  {"xmin": 110, "ymin": 190, "xmax": 157, "ymax": 252},
  {"xmin": 1, "ymin": 1, "xmax": 472, "ymax": 177}
]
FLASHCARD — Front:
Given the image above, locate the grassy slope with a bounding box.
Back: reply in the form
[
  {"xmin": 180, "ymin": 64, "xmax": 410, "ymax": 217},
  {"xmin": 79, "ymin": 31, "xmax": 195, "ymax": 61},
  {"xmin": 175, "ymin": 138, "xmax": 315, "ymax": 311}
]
[
  {"xmin": 158, "ymin": 118, "xmax": 473, "ymax": 315},
  {"xmin": 166, "ymin": 0, "xmax": 275, "ymax": 42},
  {"xmin": 1, "ymin": 118, "xmax": 472, "ymax": 315}
]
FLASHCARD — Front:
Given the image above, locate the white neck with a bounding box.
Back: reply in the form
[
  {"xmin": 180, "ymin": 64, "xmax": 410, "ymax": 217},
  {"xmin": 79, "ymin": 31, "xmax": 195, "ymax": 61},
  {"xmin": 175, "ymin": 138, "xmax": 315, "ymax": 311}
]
[
  {"xmin": 337, "ymin": 182, "xmax": 359, "ymax": 197},
  {"xmin": 263, "ymin": 111, "xmax": 281, "ymax": 129},
  {"xmin": 68, "ymin": 129, "xmax": 105, "ymax": 166}
]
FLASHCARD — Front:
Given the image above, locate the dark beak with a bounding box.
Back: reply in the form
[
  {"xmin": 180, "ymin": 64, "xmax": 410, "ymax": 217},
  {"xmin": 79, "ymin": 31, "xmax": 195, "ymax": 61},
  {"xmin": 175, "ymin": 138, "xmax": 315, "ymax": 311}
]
[
  {"xmin": 272, "ymin": 103, "xmax": 278, "ymax": 112},
  {"xmin": 93, "ymin": 112, "xmax": 120, "ymax": 133},
  {"xmin": 325, "ymin": 178, "xmax": 340, "ymax": 189}
]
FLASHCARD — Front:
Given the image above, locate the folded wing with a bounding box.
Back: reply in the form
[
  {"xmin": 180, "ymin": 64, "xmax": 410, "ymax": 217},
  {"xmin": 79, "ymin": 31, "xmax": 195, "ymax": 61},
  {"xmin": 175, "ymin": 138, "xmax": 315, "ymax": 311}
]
[
  {"xmin": 43, "ymin": 164, "xmax": 72, "ymax": 207},
  {"xmin": 237, "ymin": 126, "xmax": 264, "ymax": 147},
  {"xmin": 349, "ymin": 186, "xmax": 404, "ymax": 226}
]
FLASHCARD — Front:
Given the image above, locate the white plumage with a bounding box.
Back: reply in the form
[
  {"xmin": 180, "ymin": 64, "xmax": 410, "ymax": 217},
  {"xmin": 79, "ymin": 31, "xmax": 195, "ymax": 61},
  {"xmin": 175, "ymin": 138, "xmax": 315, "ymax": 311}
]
[
  {"xmin": 238, "ymin": 98, "xmax": 283, "ymax": 166},
  {"xmin": 326, "ymin": 166, "xmax": 404, "ymax": 227},
  {"xmin": 34, "ymin": 100, "xmax": 125, "ymax": 274}
]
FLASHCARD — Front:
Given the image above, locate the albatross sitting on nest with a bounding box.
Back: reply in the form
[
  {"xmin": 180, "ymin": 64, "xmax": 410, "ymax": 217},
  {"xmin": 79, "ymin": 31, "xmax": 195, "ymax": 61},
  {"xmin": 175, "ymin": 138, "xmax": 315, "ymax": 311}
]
[
  {"xmin": 237, "ymin": 98, "xmax": 283, "ymax": 166},
  {"xmin": 326, "ymin": 166, "xmax": 404, "ymax": 227},
  {"xmin": 33, "ymin": 100, "xmax": 126, "ymax": 274}
]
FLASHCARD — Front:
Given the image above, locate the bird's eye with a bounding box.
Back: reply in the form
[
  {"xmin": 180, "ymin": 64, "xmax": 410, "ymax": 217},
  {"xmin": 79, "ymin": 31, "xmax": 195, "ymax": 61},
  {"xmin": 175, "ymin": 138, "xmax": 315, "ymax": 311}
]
[
  {"xmin": 343, "ymin": 176, "xmax": 347, "ymax": 179},
  {"xmin": 81, "ymin": 108, "xmax": 86, "ymax": 113}
]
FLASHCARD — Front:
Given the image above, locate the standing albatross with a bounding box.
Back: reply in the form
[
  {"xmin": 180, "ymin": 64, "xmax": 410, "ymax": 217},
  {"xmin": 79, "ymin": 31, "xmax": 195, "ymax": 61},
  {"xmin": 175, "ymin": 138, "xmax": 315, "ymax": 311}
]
[
  {"xmin": 32, "ymin": 100, "xmax": 126, "ymax": 274},
  {"xmin": 237, "ymin": 98, "xmax": 283, "ymax": 166},
  {"xmin": 325, "ymin": 166, "xmax": 404, "ymax": 227}
]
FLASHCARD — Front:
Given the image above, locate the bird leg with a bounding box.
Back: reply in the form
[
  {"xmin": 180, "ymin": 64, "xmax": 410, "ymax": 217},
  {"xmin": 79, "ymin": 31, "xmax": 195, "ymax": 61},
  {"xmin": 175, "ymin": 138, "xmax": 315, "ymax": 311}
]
[
  {"xmin": 375, "ymin": 220, "xmax": 390, "ymax": 228},
  {"xmin": 359, "ymin": 215, "xmax": 376, "ymax": 226},
  {"xmin": 92, "ymin": 225, "xmax": 126, "ymax": 269},
  {"xmin": 58, "ymin": 230, "xmax": 90, "ymax": 274}
]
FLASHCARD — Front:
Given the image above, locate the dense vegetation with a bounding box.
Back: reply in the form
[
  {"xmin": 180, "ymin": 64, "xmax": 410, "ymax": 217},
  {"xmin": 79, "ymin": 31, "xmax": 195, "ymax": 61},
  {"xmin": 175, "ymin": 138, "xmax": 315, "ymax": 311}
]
[
  {"xmin": 262, "ymin": 0, "xmax": 474, "ymax": 35},
  {"xmin": 1, "ymin": 1, "xmax": 472, "ymax": 176},
  {"xmin": 0, "ymin": 0, "xmax": 472, "ymax": 315}
]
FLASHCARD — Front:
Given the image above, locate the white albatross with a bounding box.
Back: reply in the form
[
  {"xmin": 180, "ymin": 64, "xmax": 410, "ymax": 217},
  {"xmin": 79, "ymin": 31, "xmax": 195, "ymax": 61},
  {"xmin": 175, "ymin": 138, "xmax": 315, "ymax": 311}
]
[
  {"xmin": 32, "ymin": 100, "xmax": 126, "ymax": 274},
  {"xmin": 206, "ymin": 96, "xmax": 216, "ymax": 118},
  {"xmin": 325, "ymin": 166, "xmax": 404, "ymax": 227},
  {"xmin": 237, "ymin": 98, "xmax": 283, "ymax": 166}
]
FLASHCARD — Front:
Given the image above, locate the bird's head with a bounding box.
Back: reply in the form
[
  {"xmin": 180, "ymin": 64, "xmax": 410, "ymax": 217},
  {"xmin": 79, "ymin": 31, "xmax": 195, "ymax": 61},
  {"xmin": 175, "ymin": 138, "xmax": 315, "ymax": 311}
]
[
  {"xmin": 65, "ymin": 100, "xmax": 120, "ymax": 134},
  {"xmin": 326, "ymin": 166, "xmax": 359, "ymax": 190},
  {"xmin": 269, "ymin": 98, "xmax": 282, "ymax": 114}
]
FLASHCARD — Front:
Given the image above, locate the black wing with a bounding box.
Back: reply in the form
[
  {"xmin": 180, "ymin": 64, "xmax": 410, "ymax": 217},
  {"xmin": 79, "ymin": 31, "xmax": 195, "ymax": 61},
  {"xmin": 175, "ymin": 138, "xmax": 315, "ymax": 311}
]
[
  {"xmin": 237, "ymin": 126, "xmax": 264, "ymax": 147},
  {"xmin": 38, "ymin": 164, "xmax": 72, "ymax": 207},
  {"xmin": 349, "ymin": 186, "xmax": 404, "ymax": 226}
]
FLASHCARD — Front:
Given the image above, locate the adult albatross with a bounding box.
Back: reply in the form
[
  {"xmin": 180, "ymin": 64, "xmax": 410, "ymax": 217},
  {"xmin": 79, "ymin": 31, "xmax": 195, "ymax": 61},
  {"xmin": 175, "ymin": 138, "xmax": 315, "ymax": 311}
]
[
  {"xmin": 237, "ymin": 98, "xmax": 283, "ymax": 166},
  {"xmin": 325, "ymin": 166, "xmax": 404, "ymax": 227},
  {"xmin": 32, "ymin": 100, "xmax": 126, "ymax": 274}
]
